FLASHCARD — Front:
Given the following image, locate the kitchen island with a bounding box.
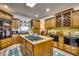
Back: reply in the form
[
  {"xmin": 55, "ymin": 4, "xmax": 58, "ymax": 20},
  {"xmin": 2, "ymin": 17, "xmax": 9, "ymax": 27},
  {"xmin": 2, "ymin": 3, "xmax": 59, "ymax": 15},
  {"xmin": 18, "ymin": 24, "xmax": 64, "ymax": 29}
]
[{"xmin": 20, "ymin": 34, "xmax": 53, "ymax": 56}]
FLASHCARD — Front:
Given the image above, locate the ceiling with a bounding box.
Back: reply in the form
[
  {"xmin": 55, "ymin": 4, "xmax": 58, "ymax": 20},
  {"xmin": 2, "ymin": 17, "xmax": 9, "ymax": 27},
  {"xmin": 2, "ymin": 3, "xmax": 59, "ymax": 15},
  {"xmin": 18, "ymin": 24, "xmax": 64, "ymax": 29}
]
[{"xmin": 0, "ymin": 3, "xmax": 79, "ymax": 19}]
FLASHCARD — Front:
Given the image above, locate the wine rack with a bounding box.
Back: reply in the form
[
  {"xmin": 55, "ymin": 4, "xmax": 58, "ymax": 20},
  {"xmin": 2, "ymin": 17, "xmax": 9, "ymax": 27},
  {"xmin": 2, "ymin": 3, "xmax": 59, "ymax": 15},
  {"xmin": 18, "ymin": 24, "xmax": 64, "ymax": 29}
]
[
  {"xmin": 56, "ymin": 14, "xmax": 62, "ymax": 27},
  {"xmin": 55, "ymin": 8, "xmax": 73, "ymax": 27},
  {"xmin": 63, "ymin": 11, "xmax": 71, "ymax": 27}
]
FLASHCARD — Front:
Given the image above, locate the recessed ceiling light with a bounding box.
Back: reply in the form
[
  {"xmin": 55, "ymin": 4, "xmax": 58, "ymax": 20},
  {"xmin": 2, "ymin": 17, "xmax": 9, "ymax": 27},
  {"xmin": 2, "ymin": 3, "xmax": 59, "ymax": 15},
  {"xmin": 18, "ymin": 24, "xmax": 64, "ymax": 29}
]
[
  {"xmin": 46, "ymin": 8, "xmax": 50, "ymax": 12},
  {"xmin": 4, "ymin": 5, "xmax": 8, "ymax": 8},
  {"xmin": 26, "ymin": 3, "xmax": 36, "ymax": 8},
  {"xmin": 35, "ymin": 14, "xmax": 38, "ymax": 18}
]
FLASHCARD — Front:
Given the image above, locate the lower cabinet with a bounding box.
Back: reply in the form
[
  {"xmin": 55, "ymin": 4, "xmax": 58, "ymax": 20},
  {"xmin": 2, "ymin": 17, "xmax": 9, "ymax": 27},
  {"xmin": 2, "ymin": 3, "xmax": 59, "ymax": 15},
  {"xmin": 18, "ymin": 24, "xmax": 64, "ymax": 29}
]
[
  {"xmin": 0, "ymin": 38, "xmax": 12, "ymax": 49},
  {"xmin": 20, "ymin": 39, "xmax": 34, "ymax": 56},
  {"xmin": 53, "ymin": 41, "xmax": 58, "ymax": 48},
  {"xmin": 12, "ymin": 34, "xmax": 21, "ymax": 44},
  {"xmin": 64, "ymin": 44, "xmax": 71, "ymax": 53},
  {"xmin": 70, "ymin": 46, "xmax": 79, "ymax": 55},
  {"xmin": 58, "ymin": 36, "xmax": 64, "ymax": 50},
  {"xmin": 20, "ymin": 36, "xmax": 53, "ymax": 56}
]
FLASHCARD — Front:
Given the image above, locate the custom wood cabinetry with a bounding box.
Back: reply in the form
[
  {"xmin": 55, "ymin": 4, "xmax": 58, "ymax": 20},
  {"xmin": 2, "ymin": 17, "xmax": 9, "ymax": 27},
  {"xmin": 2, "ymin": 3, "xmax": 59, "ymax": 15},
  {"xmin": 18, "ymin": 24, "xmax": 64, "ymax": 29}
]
[
  {"xmin": 31, "ymin": 19, "xmax": 40, "ymax": 29},
  {"xmin": 45, "ymin": 19, "xmax": 49, "ymax": 29},
  {"xmin": 45, "ymin": 17, "xmax": 56, "ymax": 29},
  {"xmin": 58, "ymin": 36, "xmax": 64, "ymax": 50},
  {"xmin": 12, "ymin": 34, "xmax": 21, "ymax": 44},
  {"xmin": 31, "ymin": 19, "xmax": 40, "ymax": 34},
  {"xmin": 55, "ymin": 8, "xmax": 73, "ymax": 27},
  {"xmin": 12, "ymin": 18, "xmax": 20, "ymax": 29},
  {"xmin": 0, "ymin": 38, "xmax": 12, "ymax": 49},
  {"xmin": 0, "ymin": 10, "xmax": 13, "ymax": 19},
  {"xmin": 20, "ymin": 35, "xmax": 53, "ymax": 56},
  {"xmin": 0, "ymin": 10, "xmax": 13, "ymax": 50},
  {"xmin": 72, "ymin": 10, "xmax": 79, "ymax": 27}
]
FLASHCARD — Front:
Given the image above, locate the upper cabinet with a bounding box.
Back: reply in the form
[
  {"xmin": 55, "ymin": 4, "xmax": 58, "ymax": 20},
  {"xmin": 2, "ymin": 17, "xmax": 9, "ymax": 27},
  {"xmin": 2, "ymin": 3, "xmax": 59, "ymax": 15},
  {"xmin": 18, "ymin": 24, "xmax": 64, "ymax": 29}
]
[
  {"xmin": 31, "ymin": 19, "xmax": 40, "ymax": 34},
  {"xmin": 72, "ymin": 10, "xmax": 79, "ymax": 28},
  {"xmin": 31, "ymin": 19, "xmax": 40, "ymax": 29},
  {"xmin": 55, "ymin": 8, "xmax": 74, "ymax": 27},
  {"xmin": 45, "ymin": 17, "xmax": 56, "ymax": 29},
  {"xmin": 0, "ymin": 10, "xmax": 13, "ymax": 20},
  {"xmin": 12, "ymin": 18, "xmax": 20, "ymax": 29}
]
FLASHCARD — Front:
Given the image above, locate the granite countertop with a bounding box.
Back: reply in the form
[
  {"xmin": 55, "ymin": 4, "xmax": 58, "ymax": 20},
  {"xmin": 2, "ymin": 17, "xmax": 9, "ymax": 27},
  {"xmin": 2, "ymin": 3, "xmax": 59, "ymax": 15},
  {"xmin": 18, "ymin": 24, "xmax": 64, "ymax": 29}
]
[{"xmin": 20, "ymin": 34, "xmax": 53, "ymax": 45}]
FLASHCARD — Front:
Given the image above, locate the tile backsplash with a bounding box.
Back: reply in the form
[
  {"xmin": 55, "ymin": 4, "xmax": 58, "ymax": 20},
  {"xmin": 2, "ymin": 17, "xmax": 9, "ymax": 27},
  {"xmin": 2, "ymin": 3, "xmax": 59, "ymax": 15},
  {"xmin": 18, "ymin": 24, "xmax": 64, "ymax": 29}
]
[{"xmin": 47, "ymin": 28, "xmax": 79, "ymax": 36}]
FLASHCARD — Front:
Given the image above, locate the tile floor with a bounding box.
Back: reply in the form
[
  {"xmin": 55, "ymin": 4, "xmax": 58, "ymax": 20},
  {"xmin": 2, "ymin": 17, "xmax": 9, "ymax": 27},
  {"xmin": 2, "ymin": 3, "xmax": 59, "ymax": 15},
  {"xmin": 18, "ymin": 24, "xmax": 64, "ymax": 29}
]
[
  {"xmin": 0, "ymin": 44, "xmax": 23, "ymax": 56},
  {"xmin": 0, "ymin": 44, "xmax": 73, "ymax": 56}
]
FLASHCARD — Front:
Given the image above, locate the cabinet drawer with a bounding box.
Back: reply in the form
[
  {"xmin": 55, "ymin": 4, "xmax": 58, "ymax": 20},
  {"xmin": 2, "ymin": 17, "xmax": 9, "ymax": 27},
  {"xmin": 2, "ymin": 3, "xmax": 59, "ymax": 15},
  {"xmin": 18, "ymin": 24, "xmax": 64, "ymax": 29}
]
[
  {"xmin": 70, "ymin": 46, "xmax": 79, "ymax": 55},
  {"xmin": 26, "ymin": 46, "xmax": 33, "ymax": 52},
  {"xmin": 64, "ymin": 44, "xmax": 71, "ymax": 53},
  {"xmin": 26, "ymin": 42, "xmax": 33, "ymax": 50},
  {"xmin": 26, "ymin": 49, "xmax": 33, "ymax": 56}
]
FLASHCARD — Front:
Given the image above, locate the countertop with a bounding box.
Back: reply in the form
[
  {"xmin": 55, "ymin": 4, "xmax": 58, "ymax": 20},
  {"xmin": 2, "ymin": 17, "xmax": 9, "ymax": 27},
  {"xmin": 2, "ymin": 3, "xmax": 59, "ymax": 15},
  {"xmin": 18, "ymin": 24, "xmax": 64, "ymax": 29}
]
[{"xmin": 20, "ymin": 34, "xmax": 53, "ymax": 45}]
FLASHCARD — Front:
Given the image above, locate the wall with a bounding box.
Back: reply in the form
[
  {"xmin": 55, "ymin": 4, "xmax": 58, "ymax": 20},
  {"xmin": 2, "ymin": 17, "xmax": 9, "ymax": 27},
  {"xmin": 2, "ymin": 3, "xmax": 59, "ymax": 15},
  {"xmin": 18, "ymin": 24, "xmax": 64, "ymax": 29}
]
[{"xmin": 40, "ymin": 20, "xmax": 44, "ymax": 32}]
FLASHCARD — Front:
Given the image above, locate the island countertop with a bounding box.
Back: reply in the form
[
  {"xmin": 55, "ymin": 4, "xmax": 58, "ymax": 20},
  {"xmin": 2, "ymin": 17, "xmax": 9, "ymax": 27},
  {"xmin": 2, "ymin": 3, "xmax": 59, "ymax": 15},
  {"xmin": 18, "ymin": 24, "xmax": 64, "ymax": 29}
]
[{"xmin": 20, "ymin": 34, "xmax": 53, "ymax": 45}]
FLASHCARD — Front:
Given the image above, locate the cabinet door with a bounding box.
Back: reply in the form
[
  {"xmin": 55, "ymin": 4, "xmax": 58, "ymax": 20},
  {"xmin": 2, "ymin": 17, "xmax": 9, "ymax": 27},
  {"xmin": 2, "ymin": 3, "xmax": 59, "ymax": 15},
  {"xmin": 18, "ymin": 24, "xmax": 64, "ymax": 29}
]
[
  {"xmin": 72, "ymin": 11, "xmax": 79, "ymax": 27},
  {"xmin": 1, "ymin": 38, "xmax": 12, "ymax": 49},
  {"xmin": 12, "ymin": 20, "xmax": 20, "ymax": 29},
  {"xmin": 50, "ymin": 18, "xmax": 56, "ymax": 28},
  {"xmin": 45, "ymin": 20, "xmax": 49, "ymax": 29},
  {"xmin": 45, "ymin": 18, "xmax": 56, "ymax": 29},
  {"xmin": 32, "ymin": 20, "xmax": 40, "ymax": 29}
]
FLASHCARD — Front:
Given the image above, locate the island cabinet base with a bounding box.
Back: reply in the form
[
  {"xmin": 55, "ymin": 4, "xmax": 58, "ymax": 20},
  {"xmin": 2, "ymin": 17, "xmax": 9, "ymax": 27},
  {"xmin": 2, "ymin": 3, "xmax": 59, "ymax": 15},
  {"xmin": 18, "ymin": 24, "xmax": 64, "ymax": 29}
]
[
  {"xmin": 33, "ymin": 40, "xmax": 53, "ymax": 56},
  {"xmin": 0, "ymin": 38, "xmax": 12, "ymax": 49},
  {"xmin": 20, "ymin": 36, "xmax": 53, "ymax": 56}
]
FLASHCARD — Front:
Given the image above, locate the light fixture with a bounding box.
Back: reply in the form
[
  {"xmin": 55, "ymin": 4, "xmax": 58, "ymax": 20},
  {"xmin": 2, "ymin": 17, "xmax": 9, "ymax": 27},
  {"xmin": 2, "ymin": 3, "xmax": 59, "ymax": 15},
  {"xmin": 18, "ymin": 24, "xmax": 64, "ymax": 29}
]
[
  {"xmin": 26, "ymin": 3, "xmax": 36, "ymax": 8},
  {"xmin": 4, "ymin": 5, "xmax": 8, "ymax": 8},
  {"xmin": 46, "ymin": 8, "xmax": 50, "ymax": 12},
  {"xmin": 35, "ymin": 14, "xmax": 38, "ymax": 18}
]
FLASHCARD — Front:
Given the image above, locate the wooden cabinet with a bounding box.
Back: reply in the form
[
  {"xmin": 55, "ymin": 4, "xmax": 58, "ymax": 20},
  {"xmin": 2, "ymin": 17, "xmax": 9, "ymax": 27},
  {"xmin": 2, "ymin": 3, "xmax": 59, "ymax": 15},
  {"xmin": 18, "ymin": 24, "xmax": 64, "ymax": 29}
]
[
  {"xmin": 45, "ymin": 19, "xmax": 49, "ymax": 29},
  {"xmin": 0, "ymin": 10, "xmax": 13, "ymax": 19},
  {"xmin": 31, "ymin": 19, "xmax": 40, "ymax": 34},
  {"xmin": 64, "ymin": 44, "xmax": 79, "ymax": 55},
  {"xmin": 0, "ymin": 38, "xmax": 12, "ymax": 49},
  {"xmin": 12, "ymin": 34, "xmax": 21, "ymax": 44},
  {"xmin": 50, "ymin": 17, "xmax": 56, "ymax": 28},
  {"xmin": 20, "ymin": 36, "xmax": 33, "ymax": 56},
  {"xmin": 0, "ymin": 10, "xmax": 12, "ymax": 50},
  {"xmin": 12, "ymin": 18, "xmax": 20, "ymax": 29},
  {"xmin": 70, "ymin": 46, "xmax": 79, "ymax": 55},
  {"xmin": 20, "ymin": 36, "xmax": 53, "ymax": 56},
  {"xmin": 55, "ymin": 8, "xmax": 73, "ymax": 27},
  {"xmin": 45, "ymin": 17, "xmax": 56, "ymax": 29},
  {"xmin": 31, "ymin": 19, "xmax": 40, "ymax": 29},
  {"xmin": 58, "ymin": 36, "xmax": 64, "ymax": 50},
  {"xmin": 64, "ymin": 44, "xmax": 71, "ymax": 53},
  {"xmin": 25, "ymin": 41, "xmax": 33, "ymax": 56},
  {"xmin": 72, "ymin": 10, "xmax": 79, "ymax": 27}
]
